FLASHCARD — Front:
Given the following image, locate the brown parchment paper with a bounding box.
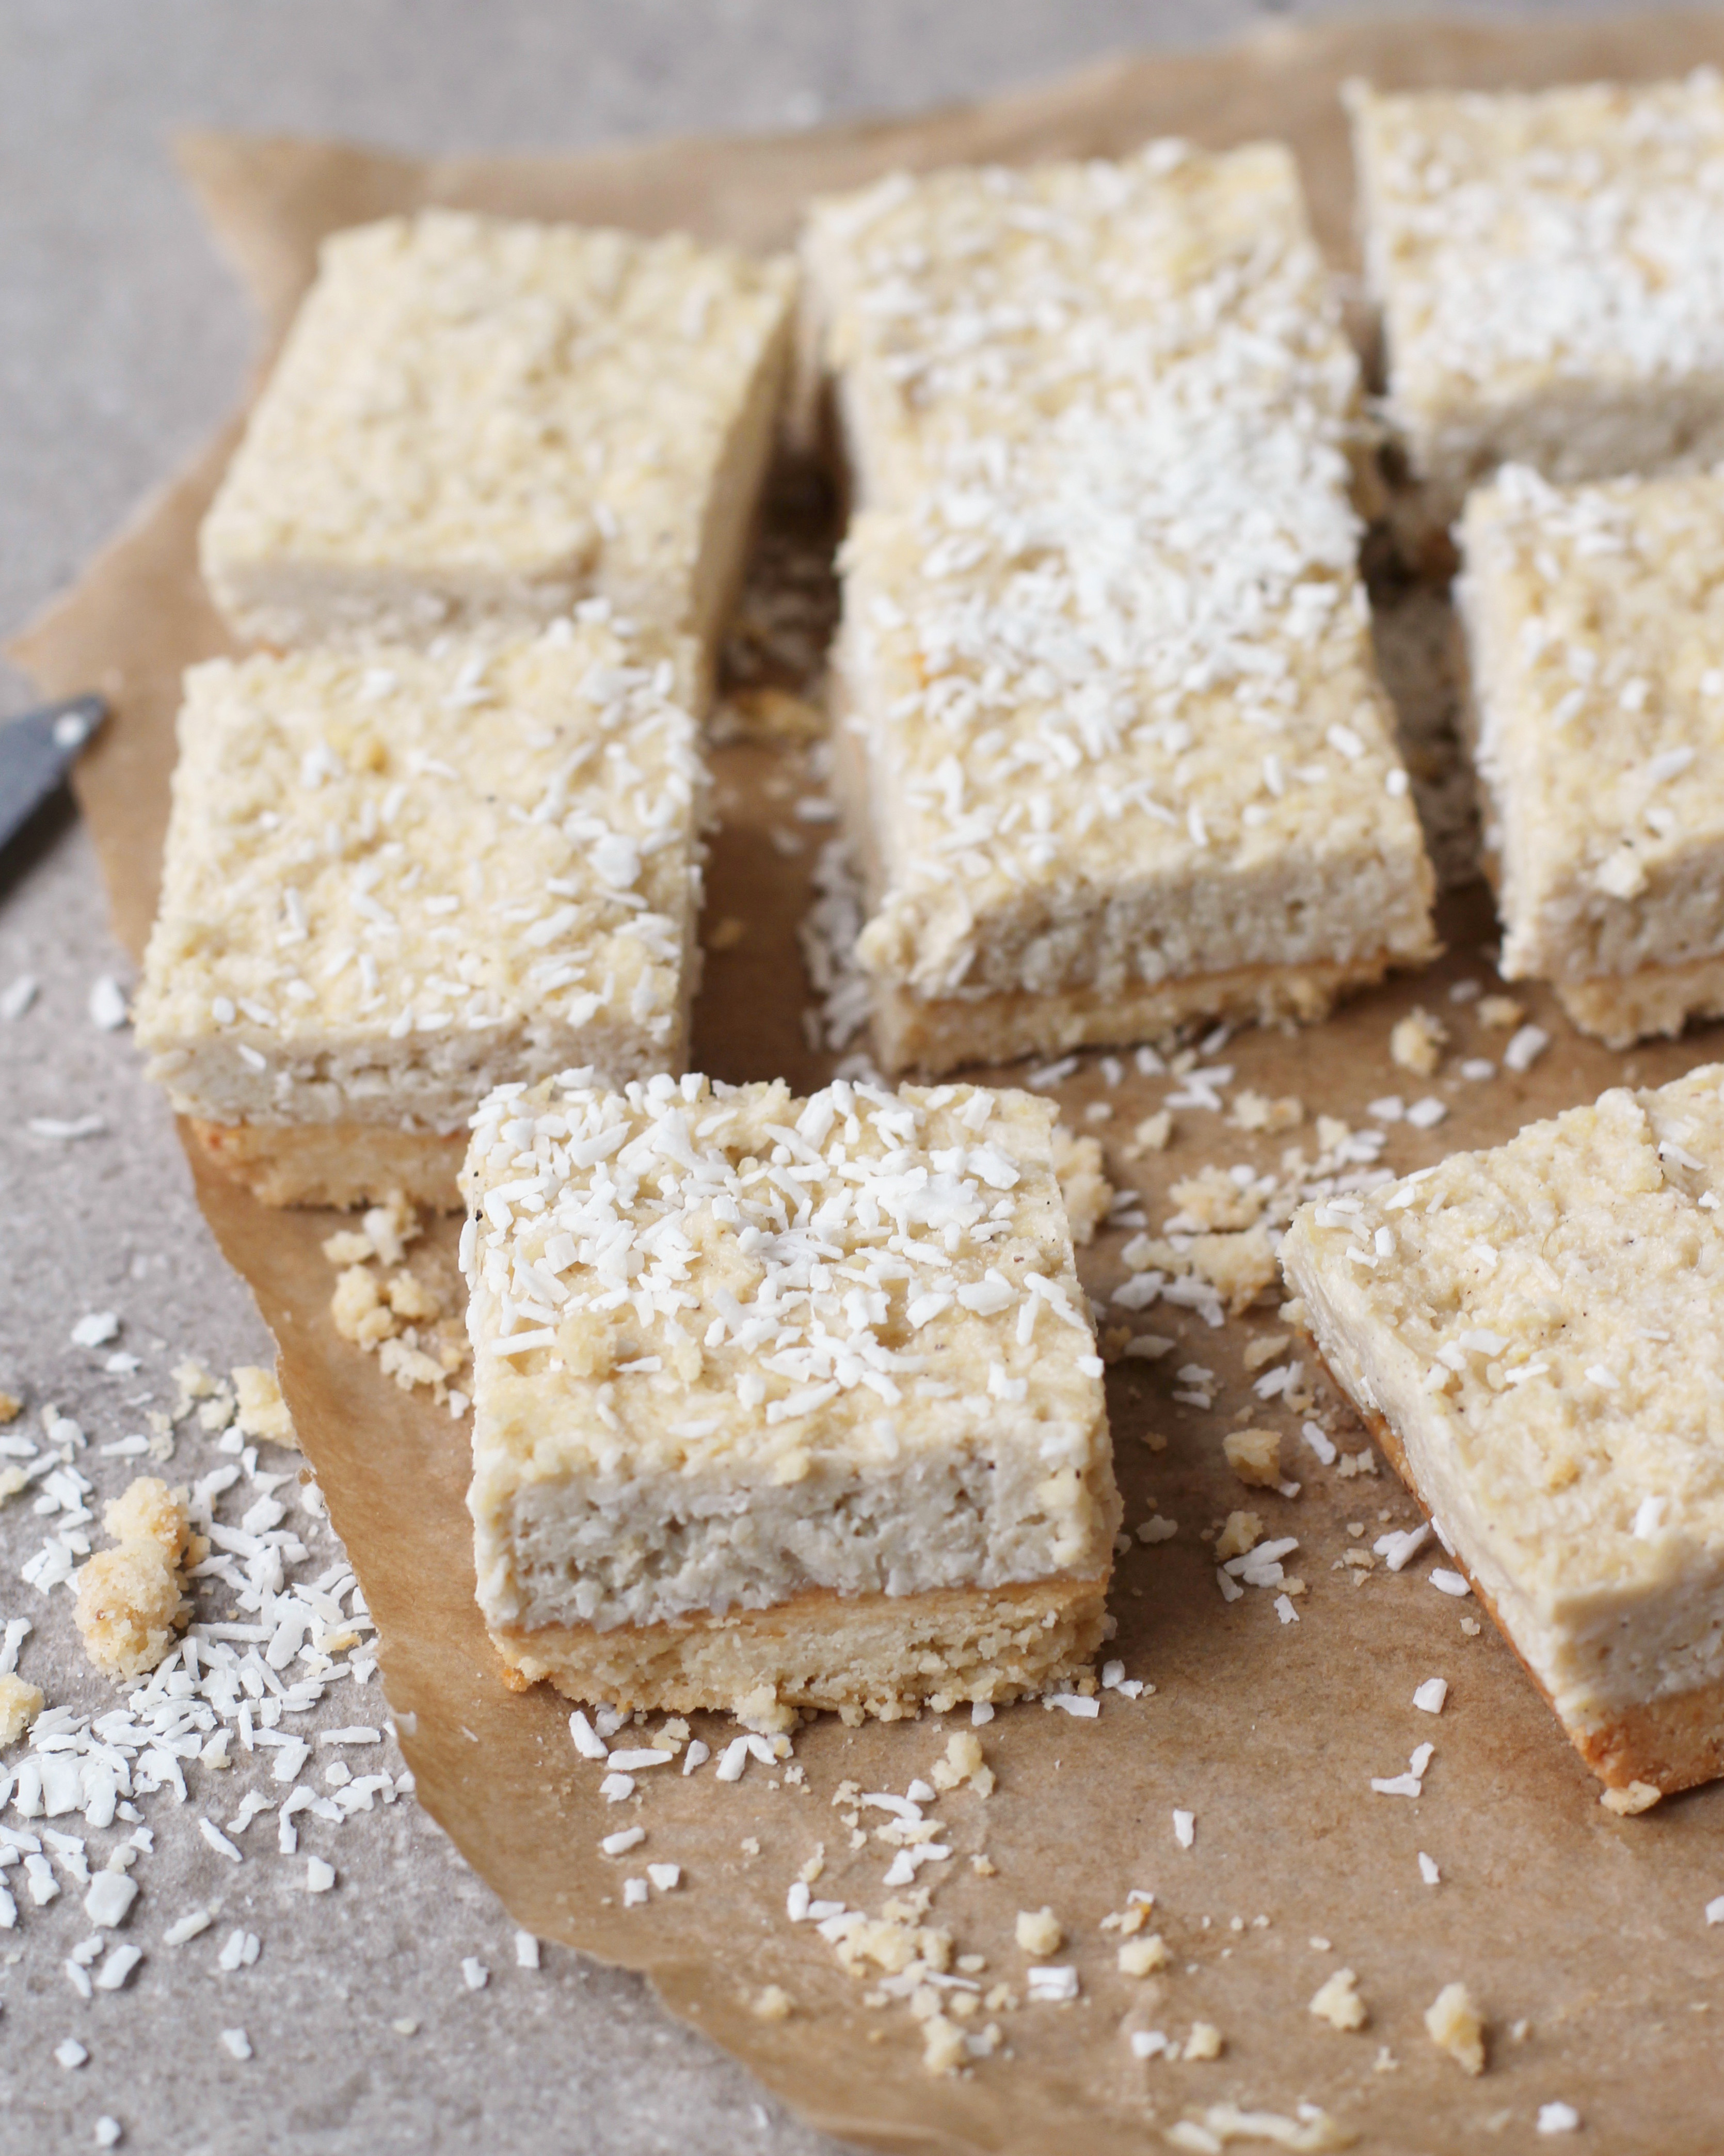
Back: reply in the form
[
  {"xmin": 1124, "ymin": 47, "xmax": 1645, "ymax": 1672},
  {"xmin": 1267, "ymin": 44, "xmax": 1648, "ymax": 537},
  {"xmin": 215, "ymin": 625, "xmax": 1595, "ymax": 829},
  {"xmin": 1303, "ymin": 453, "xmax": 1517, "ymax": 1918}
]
[{"xmin": 14, "ymin": 14, "xmax": 1724, "ymax": 2152}]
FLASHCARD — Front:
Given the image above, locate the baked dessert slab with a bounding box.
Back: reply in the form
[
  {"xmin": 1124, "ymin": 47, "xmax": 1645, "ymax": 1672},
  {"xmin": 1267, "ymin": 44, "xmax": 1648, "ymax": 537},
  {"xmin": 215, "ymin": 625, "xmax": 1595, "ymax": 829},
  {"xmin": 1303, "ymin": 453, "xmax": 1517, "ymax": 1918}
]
[
  {"xmin": 1458, "ymin": 463, "xmax": 1724, "ymax": 1047},
  {"xmin": 1350, "ymin": 73, "xmax": 1724, "ymax": 533},
  {"xmin": 805, "ymin": 145, "xmax": 1434, "ymax": 1074},
  {"xmin": 460, "ymin": 1070, "xmax": 1120, "ymax": 1722},
  {"xmin": 1281, "ymin": 1065, "xmax": 1724, "ymax": 1795},
  {"xmin": 199, "ymin": 209, "xmax": 795, "ymax": 687},
  {"xmin": 133, "ymin": 615, "xmax": 705, "ymax": 1209}
]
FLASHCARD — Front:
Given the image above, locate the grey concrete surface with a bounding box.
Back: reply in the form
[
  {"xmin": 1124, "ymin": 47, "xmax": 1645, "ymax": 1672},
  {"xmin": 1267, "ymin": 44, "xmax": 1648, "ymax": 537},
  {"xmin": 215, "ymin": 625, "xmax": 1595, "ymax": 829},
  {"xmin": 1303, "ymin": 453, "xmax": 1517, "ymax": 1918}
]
[{"xmin": 0, "ymin": 5, "xmax": 1679, "ymax": 2152}]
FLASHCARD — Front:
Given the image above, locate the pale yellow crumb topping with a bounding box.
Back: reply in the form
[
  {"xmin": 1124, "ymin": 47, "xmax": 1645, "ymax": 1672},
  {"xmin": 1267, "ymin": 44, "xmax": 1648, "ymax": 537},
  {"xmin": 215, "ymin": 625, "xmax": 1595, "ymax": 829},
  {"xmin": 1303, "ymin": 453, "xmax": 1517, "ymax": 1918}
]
[
  {"xmin": 1352, "ymin": 73, "xmax": 1724, "ymax": 508},
  {"xmin": 201, "ymin": 209, "xmax": 794, "ymax": 623},
  {"xmin": 1460, "ymin": 464, "xmax": 1724, "ymax": 986}
]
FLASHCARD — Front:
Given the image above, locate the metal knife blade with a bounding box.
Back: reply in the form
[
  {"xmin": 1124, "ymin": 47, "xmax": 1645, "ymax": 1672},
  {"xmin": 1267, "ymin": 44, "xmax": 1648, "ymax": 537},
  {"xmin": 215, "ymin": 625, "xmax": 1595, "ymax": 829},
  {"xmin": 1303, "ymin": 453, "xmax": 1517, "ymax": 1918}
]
[{"xmin": 0, "ymin": 694, "xmax": 106, "ymax": 857}]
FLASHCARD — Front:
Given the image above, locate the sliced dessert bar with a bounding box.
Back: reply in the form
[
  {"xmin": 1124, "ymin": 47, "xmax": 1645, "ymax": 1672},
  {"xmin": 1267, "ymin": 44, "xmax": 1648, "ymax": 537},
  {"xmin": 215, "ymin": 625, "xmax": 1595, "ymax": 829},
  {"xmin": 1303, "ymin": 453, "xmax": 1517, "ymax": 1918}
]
[
  {"xmin": 1458, "ymin": 463, "xmax": 1724, "ymax": 1045},
  {"xmin": 200, "ymin": 209, "xmax": 795, "ymax": 689},
  {"xmin": 460, "ymin": 1070, "xmax": 1120, "ymax": 1722},
  {"xmin": 1282, "ymin": 1065, "xmax": 1724, "ymax": 1796},
  {"xmin": 804, "ymin": 145, "xmax": 1434, "ymax": 1073},
  {"xmin": 134, "ymin": 613, "xmax": 704, "ymax": 1208},
  {"xmin": 1350, "ymin": 73, "xmax": 1724, "ymax": 532}
]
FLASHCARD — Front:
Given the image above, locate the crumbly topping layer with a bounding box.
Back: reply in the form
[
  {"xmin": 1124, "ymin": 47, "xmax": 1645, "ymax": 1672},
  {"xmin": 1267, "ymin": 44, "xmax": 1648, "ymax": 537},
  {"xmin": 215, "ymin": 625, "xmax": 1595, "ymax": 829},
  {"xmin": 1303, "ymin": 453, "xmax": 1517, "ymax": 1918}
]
[
  {"xmin": 1460, "ymin": 463, "xmax": 1724, "ymax": 982},
  {"xmin": 201, "ymin": 208, "xmax": 794, "ymax": 612},
  {"xmin": 1286, "ymin": 1065, "xmax": 1724, "ymax": 1589},
  {"xmin": 808, "ymin": 144, "xmax": 1430, "ymax": 1000},
  {"xmin": 1353, "ymin": 73, "xmax": 1724, "ymax": 415},
  {"xmin": 135, "ymin": 612, "xmax": 703, "ymax": 1116},
  {"xmin": 460, "ymin": 1071, "xmax": 1107, "ymax": 1489}
]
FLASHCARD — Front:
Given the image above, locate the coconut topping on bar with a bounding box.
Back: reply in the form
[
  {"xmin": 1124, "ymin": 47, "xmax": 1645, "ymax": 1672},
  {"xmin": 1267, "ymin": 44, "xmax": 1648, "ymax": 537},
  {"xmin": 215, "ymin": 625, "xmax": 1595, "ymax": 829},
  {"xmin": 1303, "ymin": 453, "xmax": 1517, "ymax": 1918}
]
[
  {"xmin": 811, "ymin": 144, "xmax": 1430, "ymax": 1004},
  {"xmin": 1354, "ymin": 73, "xmax": 1724, "ymax": 406},
  {"xmin": 1460, "ymin": 464, "xmax": 1724, "ymax": 986},
  {"xmin": 134, "ymin": 612, "xmax": 704, "ymax": 1128},
  {"xmin": 461, "ymin": 1071, "xmax": 1105, "ymax": 1488}
]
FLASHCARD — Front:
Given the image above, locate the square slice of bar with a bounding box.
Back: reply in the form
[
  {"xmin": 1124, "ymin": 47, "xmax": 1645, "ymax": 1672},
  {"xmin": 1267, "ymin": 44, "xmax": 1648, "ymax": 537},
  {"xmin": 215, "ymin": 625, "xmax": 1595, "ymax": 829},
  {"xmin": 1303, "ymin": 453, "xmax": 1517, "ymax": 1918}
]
[
  {"xmin": 1458, "ymin": 464, "xmax": 1724, "ymax": 1046},
  {"xmin": 1282, "ymin": 1064, "xmax": 1724, "ymax": 1796},
  {"xmin": 805, "ymin": 142, "xmax": 1434, "ymax": 1074},
  {"xmin": 460, "ymin": 1070, "xmax": 1120, "ymax": 1722},
  {"xmin": 133, "ymin": 614, "xmax": 705, "ymax": 1209},
  {"xmin": 199, "ymin": 210, "xmax": 795, "ymax": 685},
  {"xmin": 1350, "ymin": 73, "xmax": 1724, "ymax": 532}
]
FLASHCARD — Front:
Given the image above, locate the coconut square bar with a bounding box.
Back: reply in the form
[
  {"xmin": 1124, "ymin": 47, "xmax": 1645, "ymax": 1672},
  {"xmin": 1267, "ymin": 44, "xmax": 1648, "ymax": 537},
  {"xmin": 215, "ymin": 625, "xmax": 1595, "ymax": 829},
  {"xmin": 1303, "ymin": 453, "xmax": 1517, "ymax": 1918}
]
[
  {"xmin": 133, "ymin": 613, "xmax": 705, "ymax": 1209},
  {"xmin": 1282, "ymin": 1064, "xmax": 1724, "ymax": 1797},
  {"xmin": 1458, "ymin": 464, "xmax": 1724, "ymax": 1047},
  {"xmin": 460, "ymin": 1070, "xmax": 1120, "ymax": 1723},
  {"xmin": 803, "ymin": 144, "xmax": 1435, "ymax": 1073},
  {"xmin": 199, "ymin": 209, "xmax": 795, "ymax": 686},
  {"xmin": 1350, "ymin": 72, "xmax": 1724, "ymax": 533}
]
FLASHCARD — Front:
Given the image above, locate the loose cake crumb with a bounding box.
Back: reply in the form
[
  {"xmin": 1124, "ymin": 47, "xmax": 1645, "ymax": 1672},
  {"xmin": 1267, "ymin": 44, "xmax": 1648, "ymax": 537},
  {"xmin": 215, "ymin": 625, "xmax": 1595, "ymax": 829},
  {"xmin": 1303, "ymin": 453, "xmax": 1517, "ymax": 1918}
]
[
  {"xmin": 1125, "ymin": 1110, "xmax": 1174, "ymax": 1156},
  {"xmin": 930, "ymin": 1731, "xmax": 994, "ymax": 1797},
  {"xmin": 231, "ymin": 1365, "xmax": 296, "ymax": 1449},
  {"xmin": 1425, "ymin": 1981, "xmax": 1487, "ymax": 2074},
  {"xmin": 921, "ymin": 2012, "xmax": 967, "ymax": 2073},
  {"xmin": 1600, "ymin": 1781, "xmax": 1663, "ymax": 1817},
  {"xmin": 1189, "ymin": 1228, "xmax": 1278, "ymax": 1314},
  {"xmin": 1310, "ymin": 1966, "xmax": 1369, "ymax": 2031},
  {"xmin": 1016, "ymin": 1907, "xmax": 1063, "ymax": 1957},
  {"xmin": 1537, "ymin": 2102, "xmax": 1581, "ymax": 2136},
  {"xmin": 0, "ymin": 1391, "xmax": 21, "ymax": 1424},
  {"xmin": 1229, "ymin": 1090, "xmax": 1303, "ymax": 1133},
  {"xmin": 1183, "ymin": 2022, "xmax": 1224, "ymax": 2060},
  {"xmin": 1477, "ymin": 995, "xmax": 1525, "ymax": 1030},
  {"xmin": 1223, "ymin": 1428, "xmax": 1282, "ymax": 1489},
  {"xmin": 1390, "ymin": 1008, "xmax": 1448, "ymax": 1076},
  {"xmin": 1118, "ymin": 1933, "xmax": 1171, "ymax": 1977},
  {"xmin": 1215, "ymin": 1512, "xmax": 1263, "ymax": 1562},
  {"xmin": 1171, "ymin": 1165, "xmax": 1262, "ymax": 1232},
  {"xmin": 752, "ymin": 1985, "xmax": 794, "ymax": 2021},
  {"xmin": 1051, "ymin": 1126, "xmax": 1112, "ymax": 1246},
  {"xmin": 74, "ymin": 1478, "xmax": 206, "ymax": 1680},
  {"xmin": 0, "ymin": 1671, "xmax": 44, "ymax": 1746}
]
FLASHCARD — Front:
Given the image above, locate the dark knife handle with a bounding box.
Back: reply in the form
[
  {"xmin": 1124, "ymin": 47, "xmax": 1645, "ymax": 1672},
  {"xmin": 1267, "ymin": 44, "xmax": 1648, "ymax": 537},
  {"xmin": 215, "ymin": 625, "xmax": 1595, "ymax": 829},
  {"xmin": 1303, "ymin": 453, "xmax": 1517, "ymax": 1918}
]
[{"xmin": 0, "ymin": 694, "xmax": 107, "ymax": 860}]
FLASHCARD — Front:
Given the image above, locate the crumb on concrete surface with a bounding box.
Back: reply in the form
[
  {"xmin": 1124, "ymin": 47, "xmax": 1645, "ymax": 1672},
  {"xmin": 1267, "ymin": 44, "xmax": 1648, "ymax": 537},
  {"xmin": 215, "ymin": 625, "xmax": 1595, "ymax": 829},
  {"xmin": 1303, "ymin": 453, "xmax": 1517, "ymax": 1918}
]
[
  {"xmin": 73, "ymin": 1476, "xmax": 205, "ymax": 1681},
  {"xmin": 0, "ymin": 1390, "xmax": 21, "ymax": 1424},
  {"xmin": 232, "ymin": 1364, "xmax": 296, "ymax": 1448},
  {"xmin": 1425, "ymin": 1981, "xmax": 1487, "ymax": 2074},
  {"xmin": 0, "ymin": 1670, "xmax": 44, "ymax": 1746}
]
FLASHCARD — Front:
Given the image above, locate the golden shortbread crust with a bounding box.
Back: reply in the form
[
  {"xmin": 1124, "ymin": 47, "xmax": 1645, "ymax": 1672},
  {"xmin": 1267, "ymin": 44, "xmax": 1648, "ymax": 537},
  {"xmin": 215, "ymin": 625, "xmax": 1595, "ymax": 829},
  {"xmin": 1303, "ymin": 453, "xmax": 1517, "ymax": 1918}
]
[{"xmin": 490, "ymin": 1575, "xmax": 1111, "ymax": 1724}]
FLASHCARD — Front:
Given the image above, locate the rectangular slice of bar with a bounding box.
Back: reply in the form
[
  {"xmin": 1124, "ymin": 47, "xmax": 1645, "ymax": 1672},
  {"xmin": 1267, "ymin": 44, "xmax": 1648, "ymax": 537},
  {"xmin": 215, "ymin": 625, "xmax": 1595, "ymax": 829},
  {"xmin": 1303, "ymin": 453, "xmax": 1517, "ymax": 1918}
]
[
  {"xmin": 460, "ymin": 1069, "xmax": 1120, "ymax": 1722},
  {"xmin": 1350, "ymin": 73, "xmax": 1724, "ymax": 534},
  {"xmin": 199, "ymin": 209, "xmax": 795, "ymax": 689},
  {"xmin": 1458, "ymin": 463, "xmax": 1724, "ymax": 1046},
  {"xmin": 133, "ymin": 612, "xmax": 705, "ymax": 1209},
  {"xmin": 1282, "ymin": 1065, "xmax": 1724, "ymax": 1796},
  {"xmin": 804, "ymin": 145, "xmax": 1434, "ymax": 1073}
]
